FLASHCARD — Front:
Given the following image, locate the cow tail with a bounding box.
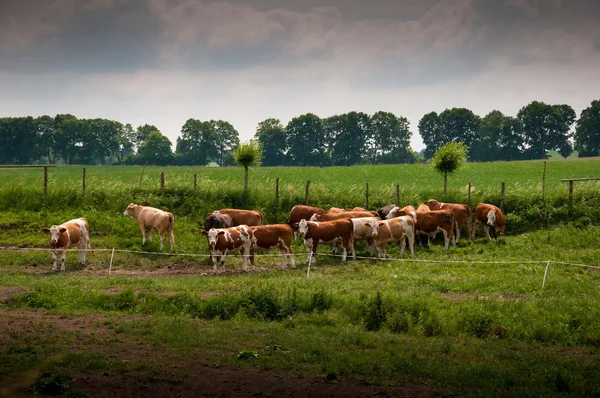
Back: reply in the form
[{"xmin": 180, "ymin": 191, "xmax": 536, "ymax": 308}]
[{"xmin": 168, "ymin": 213, "xmax": 174, "ymax": 231}]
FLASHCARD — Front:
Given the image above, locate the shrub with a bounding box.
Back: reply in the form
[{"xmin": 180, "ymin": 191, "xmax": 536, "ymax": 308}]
[{"xmin": 363, "ymin": 292, "xmax": 387, "ymax": 332}]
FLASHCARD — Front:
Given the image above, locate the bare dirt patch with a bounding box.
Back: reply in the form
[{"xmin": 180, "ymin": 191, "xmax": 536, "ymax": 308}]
[
  {"xmin": 0, "ymin": 309, "xmax": 439, "ymax": 398},
  {"xmin": 0, "ymin": 286, "xmax": 29, "ymax": 304}
]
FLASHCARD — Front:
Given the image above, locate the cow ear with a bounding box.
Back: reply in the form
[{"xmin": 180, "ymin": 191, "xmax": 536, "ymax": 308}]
[
  {"xmin": 59, "ymin": 227, "xmax": 67, "ymax": 233},
  {"xmin": 42, "ymin": 227, "xmax": 50, "ymax": 233},
  {"xmin": 292, "ymin": 222, "xmax": 299, "ymax": 228},
  {"xmin": 201, "ymin": 230, "xmax": 208, "ymax": 236}
]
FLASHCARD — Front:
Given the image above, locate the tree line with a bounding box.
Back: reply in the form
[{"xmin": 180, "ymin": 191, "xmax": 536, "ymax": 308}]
[{"xmin": 0, "ymin": 100, "xmax": 598, "ymax": 166}]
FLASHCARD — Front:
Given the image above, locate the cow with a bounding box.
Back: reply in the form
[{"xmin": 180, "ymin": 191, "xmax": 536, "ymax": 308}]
[
  {"xmin": 42, "ymin": 218, "xmax": 91, "ymax": 271},
  {"xmin": 424, "ymin": 199, "xmax": 472, "ymax": 243},
  {"xmin": 415, "ymin": 206, "xmax": 455, "ymax": 250},
  {"xmin": 123, "ymin": 203, "xmax": 175, "ymax": 251},
  {"xmin": 310, "ymin": 210, "xmax": 378, "ymax": 222},
  {"xmin": 201, "ymin": 225, "xmax": 253, "ymax": 272},
  {"xmin": 472, "ymin": 203, "xmax": 506, "ymax": 241},
  {"xmin": 214, "ymin": 208, "xmax": 263, "ymax": 227},
  {"xmin": 374, "ymin": 216, "xmax": 415, "ymax": 259},
  {"xmin": 349, "ymin": 217, "xmax": 380, "ymax": 259},
  {"xmin": 352, "ymin": 207, "xmax": 369, "ymax": 212},
  {"xmin": 327, "ymin": 207, "xmax": 348, "ymax": 214},
  {"xmin": 377, "ymin": 204, "xmax": 396, "ymax": 220},
  {"xmin": 203, "ymin": 212, "xmax": 233, "ymax": 230},
  {"xmin": 385, "ymin": 205, "xmax": 417, "ymax": 222},
  {"xmin": 249, "ymin": 224, "xmax": 295, "ymax": 269},
  {"xmin": 298, "ymin": 219, "xmax": 354, "ymax": 263},
  {"xmin": 286, "ymin": 205, "xmax": 325, "ymax": 233}
]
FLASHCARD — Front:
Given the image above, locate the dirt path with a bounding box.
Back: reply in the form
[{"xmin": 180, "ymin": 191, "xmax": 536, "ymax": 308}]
[{"xmin": 0, "ymin": 309, "xmax": 438, "ymax": 397}]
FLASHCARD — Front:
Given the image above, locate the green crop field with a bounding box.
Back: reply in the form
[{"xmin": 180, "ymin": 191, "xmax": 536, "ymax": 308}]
[{"xmin": 1, "ymin": 160, "xmax": 599, "ymax": 397}]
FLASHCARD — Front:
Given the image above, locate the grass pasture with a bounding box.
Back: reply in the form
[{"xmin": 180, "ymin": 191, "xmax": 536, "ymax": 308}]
[{"xmin": 1, "ymin": 160, "xmax": 600, "ymax": 397}]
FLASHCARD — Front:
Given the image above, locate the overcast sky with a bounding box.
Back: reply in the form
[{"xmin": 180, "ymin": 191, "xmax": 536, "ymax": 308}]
[{"xmin": 1, "ymin": 0, "xmax": 599, "ymax": 150}]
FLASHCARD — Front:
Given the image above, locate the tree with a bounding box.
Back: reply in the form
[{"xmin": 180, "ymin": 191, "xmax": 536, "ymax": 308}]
[
  {"xmin": 135, "ymin": 124, "xmax": 160, "ymax": 151},
  {"xmin": 323, "ymin": 112, "xmax": 370, "ymax": 166},
  {"xmin": 233, "ymin": 141, "xmax": 263, "ymax": 190},
  {"xmin": 36, "ymin": 115, "xmax": 57, "ymax": 163},
  {"xmin": 116, "ymin": 123, "xmax": 136, "ymax": 163},
  {"xmin": 286, "ymin": 113, "xmax": 326, "ymax": 166},
  {"xmin": 471, "ymin": 111, "xmax": 526, "ymax": 162},
  {"xmin": 518, "ymin": 101, "xmax": 576, "ymax": 159},
  {"xmin": 419, "ymin": 112, "xmax": 445, "ymax": 159},
  {"xmin": 175, "ymin": 119, "xmax": 219, "ymax": 165},
  {"xmin": 214, "ymin": 120, "xmax": 239, "ymax": 166},
  {"xmin": 137, "ymin": 130, "xmax": 174, "ymax": 165},
  {"xmin": 367, "ymin": 111, "xmax": 414, "ymax": 164},
  {"xmin": 254, "ymin": 118, "xmax": 288, "ymax": 166},
  {"xmin": 439, "ymin": 108, "xmax": 480, "ymax": 158},
  {"xmin": 432, "ymin": 142, "xmax": 468, "ymax": 197},
  {"xmin": 574, "ymin": 100, "xmax": 600, "ymax": 157}
]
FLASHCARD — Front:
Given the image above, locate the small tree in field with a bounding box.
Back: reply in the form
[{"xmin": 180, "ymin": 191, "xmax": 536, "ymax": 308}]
[
  {"xmin": 432, "ymin": 142, "xmax": 468, "ymax": 197},
  {"xmin": 233, "ymin": 141, "xmax": 263, "ymax": 190}
]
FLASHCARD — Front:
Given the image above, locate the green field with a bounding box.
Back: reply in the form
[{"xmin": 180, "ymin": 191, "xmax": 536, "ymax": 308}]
[{"xmin": 1, "ymin": 160, "xmax": 600, "ymax": 397}]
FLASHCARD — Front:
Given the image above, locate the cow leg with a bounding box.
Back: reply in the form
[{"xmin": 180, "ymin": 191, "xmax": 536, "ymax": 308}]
[
  {"xmin": 310, "ymin": 240, "xmax": 319, "ymax": 264},
  {"xmin": 442, "ymin": 230, "xmax": 450, "ymax": 250},
  {"xmin": 147, "ymin": 228, "xmax": 153, "ymax": 242},
  {"xmin": 211, "ymin": 254, "xmax": 219, "ymax": 273},
  {"xmin": 484, "ymin": 225, "xmax": 491, "ymax": 240},
  {"xmin": 139, "ymin": 222, "xmax": 147, "ymax": 246},
  {"xmin": 51, "ymin": 250, "xmax": 58, "ymax": 271},
  {"xmin": 350, "ymin": 239, "xmax": 356, "ymax": 260},
  {"xmin": 169, "ymin": 229, "xmax": 175, "ymax": 252},
  {"xmin": 471, "ymin": 220, "xmax": 480, "ymax": 240},
  {"xmin": 455, "ymin": 222, "xmax": 461, "ymax": 244},
  {"xmin": 60, "ymin": 249, "xmax": 67, "ymax": 272},
  {"xmin": 79, "ymin": 244, "xmax": 86, "ymax": 265},
  {"xmin": 159, "ymin": 230, "xmax": 165, "ymax": 251},
  {"xmin": 399, "ymin": 237, "xmax": 406, "ymax": 257},
  {"xmin": 407, "ymin": 233, "xmax": 415, "ymax": 256}
]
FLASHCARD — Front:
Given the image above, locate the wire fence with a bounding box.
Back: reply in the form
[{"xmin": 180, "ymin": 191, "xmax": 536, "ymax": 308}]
[{"xmin": 1, "ymin": 246, "xmax": 598, "ymax": 287}]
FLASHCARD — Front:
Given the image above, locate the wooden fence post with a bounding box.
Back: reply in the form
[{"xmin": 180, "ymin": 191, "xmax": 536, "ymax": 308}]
[
  {"xmin": 500, "ymin": 182, "xmax": 505, "ymax": 212},
  {"xmin": 365, "ymin": 182, "xmax": 369, "ymax": 209},
  {"xmin": 468, "ymin": 182, "xmax": 471, "ymax": 208},
  {"xmin": 569, "ymin": 180, "xmax": 574, "ymax": 207},
  {"xmin": 194, "ymin": 174, "xmax": 197, "ymax": 193},
  {"xmin": 396, "ymin": 184, "xmax": 400, "ymax": 206},
  {"xmin": 82, "ymin": 167, "xmax": 86, "ymax": 197},
  {"xmin": 160, "ymin": 171, "xmax": 165, "ymax": 195},
  {"xmin": 304, "ymin": 180, "xmax": 310, "ymax": 205},
  {"xmin": 44, "ymin": 166, "xmax": 48, "ymax": 197},
  {"xmin": 275, "ymin": 177, "xmax": 279, "ymax": 205}
]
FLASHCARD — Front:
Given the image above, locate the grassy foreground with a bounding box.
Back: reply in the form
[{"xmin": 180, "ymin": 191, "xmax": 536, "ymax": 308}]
[{"xmin": 1, "ymin": 160, "xmax": 600, "ymax": 396}]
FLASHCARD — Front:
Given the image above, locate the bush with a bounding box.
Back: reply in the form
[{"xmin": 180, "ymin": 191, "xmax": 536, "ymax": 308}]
[{"xmin": 363, "ymin": 292, "xmax": 387, "ymax": 332}]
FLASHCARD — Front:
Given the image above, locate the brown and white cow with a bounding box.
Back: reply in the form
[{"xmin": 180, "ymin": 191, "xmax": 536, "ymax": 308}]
[
  {"xmin": 215, "ymin": 208, "xmax": 263, "ymax": 227},
  {"xmin": 424, "ymin": 199, "xmax": 472, "ymax": 243},
  {"xmin": 123, "ymin": 203, "xmax": 175, "ymax": 251},
  {"xmin": 42, "ymin": 218, "xmax": 91, "ymax": 271},
  {"xmin": 415, "ymin": 206, "xmax": 455, "ymax": 250},
  {"xmin": 311, "ymin": 210, "xmax": 378, "ymax": 222},
  {"xmin": 327, "ymin": 207, "xmax": 348, "ymax": 214},
  {"xmin": 249, "ymin": 224, "xmax": 295, "ymax": 269},
  {"xmin": 286, "ymin": 205, "xmax": 325, "ymax": 232},
  {"xmin": 374, "ymin": 216, "xmax": 415, "ymax": 259},
  {"xmin": 385, "ymin": 205, "xmax": 417, "ymax": 223},
  {"xmin": 349, "ymin": 217, "xmax": 380, "ymax": 259},
  {"xmin": 472, "ymin": 203, "xmax": 506, "ymax": 241},
  {"xmin": 377, "ymin": 204, "xmax": 396, "ymax": 220},
  {"xmin": 298, "ymin": 219, "xmax": 354, "ymax": 263},
  {"xmin": 201, "ymin": 225, "xmax": 253, "ymax": 272}
]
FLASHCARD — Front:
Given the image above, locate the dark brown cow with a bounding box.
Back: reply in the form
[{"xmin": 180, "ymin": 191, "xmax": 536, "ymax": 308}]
[
  {"xmin": 472, "ymin": 203, "xmax": 506, "ymax": 241},
  {"xmin": 201, "ymin": 225, "xmax": 253, "ymax": 272},
  {"xmin": 286, "ymin": 205, "xmax": 325, "ymax": 232},
  {"xmin": 216, "ymin": 208, "xmax": 264, "ymax": 226},
  {"xmin": 424, "ymin": 199, "xmax": 472, "ymax": 243},
  {"xmin": 204, "ymin": 212, "xmax": 233, "ymax": 230},
  {"xmin": 311, "ymin": 210, "xmax": 378, "ymax": 222},
  {"xmin": 298, "ymin": 219, "xmax": 354, "ymax": 262},
  {"xmin": 377, "ymin": 204, "xmax": 396, "ymax": 220},
  {"xmin": 249, "ymin": 224, "xmax": 295, "ymax": 269},
  {"xmin": 415, "ymin": 207, "xmax": 455, "ymax": 250},
  {"xmin": 42, "ymin": 218, "xmax": 91, "ymax": 272}
]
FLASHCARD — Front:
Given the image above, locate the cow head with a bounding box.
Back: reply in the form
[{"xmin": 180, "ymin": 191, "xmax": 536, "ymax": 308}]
[
  {"xmin": 309, "ymin": 213, "xmax": 320, "ymax": 222},
  {"xmin": 423, "ymin": 199, "xmax": 441, "ymax": 210},
  {"xmin": 385, "ymin": 206, "xmax": 400, "ymax": 219},
  {"xmin": 486, "ymin": 209, "xmax": 504, "ymax": 240},
  {"xmin": 298, "ymin": 219, "xmax": 310, "ymax": 238},
  {"xmin": 122, "ymin": 203, "xmax": 139, "ymax": 218},
  {"xmin": 202, "ymin": 228, "xmax": 225, "ymax": 250},
  {"xmin": 364, "ymin": 218, "xmax": 379, "ymax": 238},
  {"xmin": 42, "ymin": 225, "xmax": 67, "ymax": 245}
]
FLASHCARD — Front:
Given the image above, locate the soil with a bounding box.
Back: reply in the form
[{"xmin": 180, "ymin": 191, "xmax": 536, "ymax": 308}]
[{"xmin": 0, "ymin": 308, "xmax": 439, "ymax": 398}]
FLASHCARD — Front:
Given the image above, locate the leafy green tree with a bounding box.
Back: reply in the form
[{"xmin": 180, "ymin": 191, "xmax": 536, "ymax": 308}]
[
  {"xmin": 367, "ymin": 111, "xmax": 413, "ymax": 164},
  {"xmin": 286, "ymin": 113, "xmax": 326, "ymax": 166},
  {"xmin": 432, "ymin": 142, "xmax": 468, "ymax": 197},
  {"xmin": 137, "ymin": 130, "xmax": 174, "ymax": 165},
  {"xmin": 254, "ymin": 118, "xmax": 287, "ymax": 166},
  {"xmin": 325, "ymin": 112, "xmax": 370, "ymax": 166},
  {"xmin": 214, "ymin": 120, "xmax": 239, "ymax": 166},
  {"xmin": 574, "ymin": 100, "xmax": 600, "ymax": 157},
  {"xmin": 54, "ymin": 116, "xmax": 82, "ymax": 164},
  {"xmin": 175, "ymin": 119, "xmax": 219, "ymax": 165},
  {"xmin": 0, "ymin": 117, "xmax": 38, "ymax": 164},
  {"xmin": 518, "ymin": 101, "xmax": 576, "ymax": 159},
  {"xmin": 233, "ymin": 141, "xmax": 263, "ymax": 190},
  {"xmin": 116, "ymin": 123, "xmax": 136, "ymax": 163},
  {"xmin": 36, "ymin": 115, "xmax": 57, "ymax": 163},
  {"xmin": 471, "ymin": 111, "xmax": 526, "ymax": 162},
  {"xmin": 419, "ymin": 112, "xmax": 445, "ymax": 159},
  {"xmin": 135, "ymin": 124, "xmax": 160, "ymax": 151},
  {"xmin": 440, "ymin": 108, "xmax": 480, "ymax": 157}
]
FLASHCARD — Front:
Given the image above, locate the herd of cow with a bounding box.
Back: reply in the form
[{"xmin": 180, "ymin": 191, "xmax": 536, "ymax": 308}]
[{"xmin": 41, "ymin": 200, "xmax": 506, "ymax": 272}]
